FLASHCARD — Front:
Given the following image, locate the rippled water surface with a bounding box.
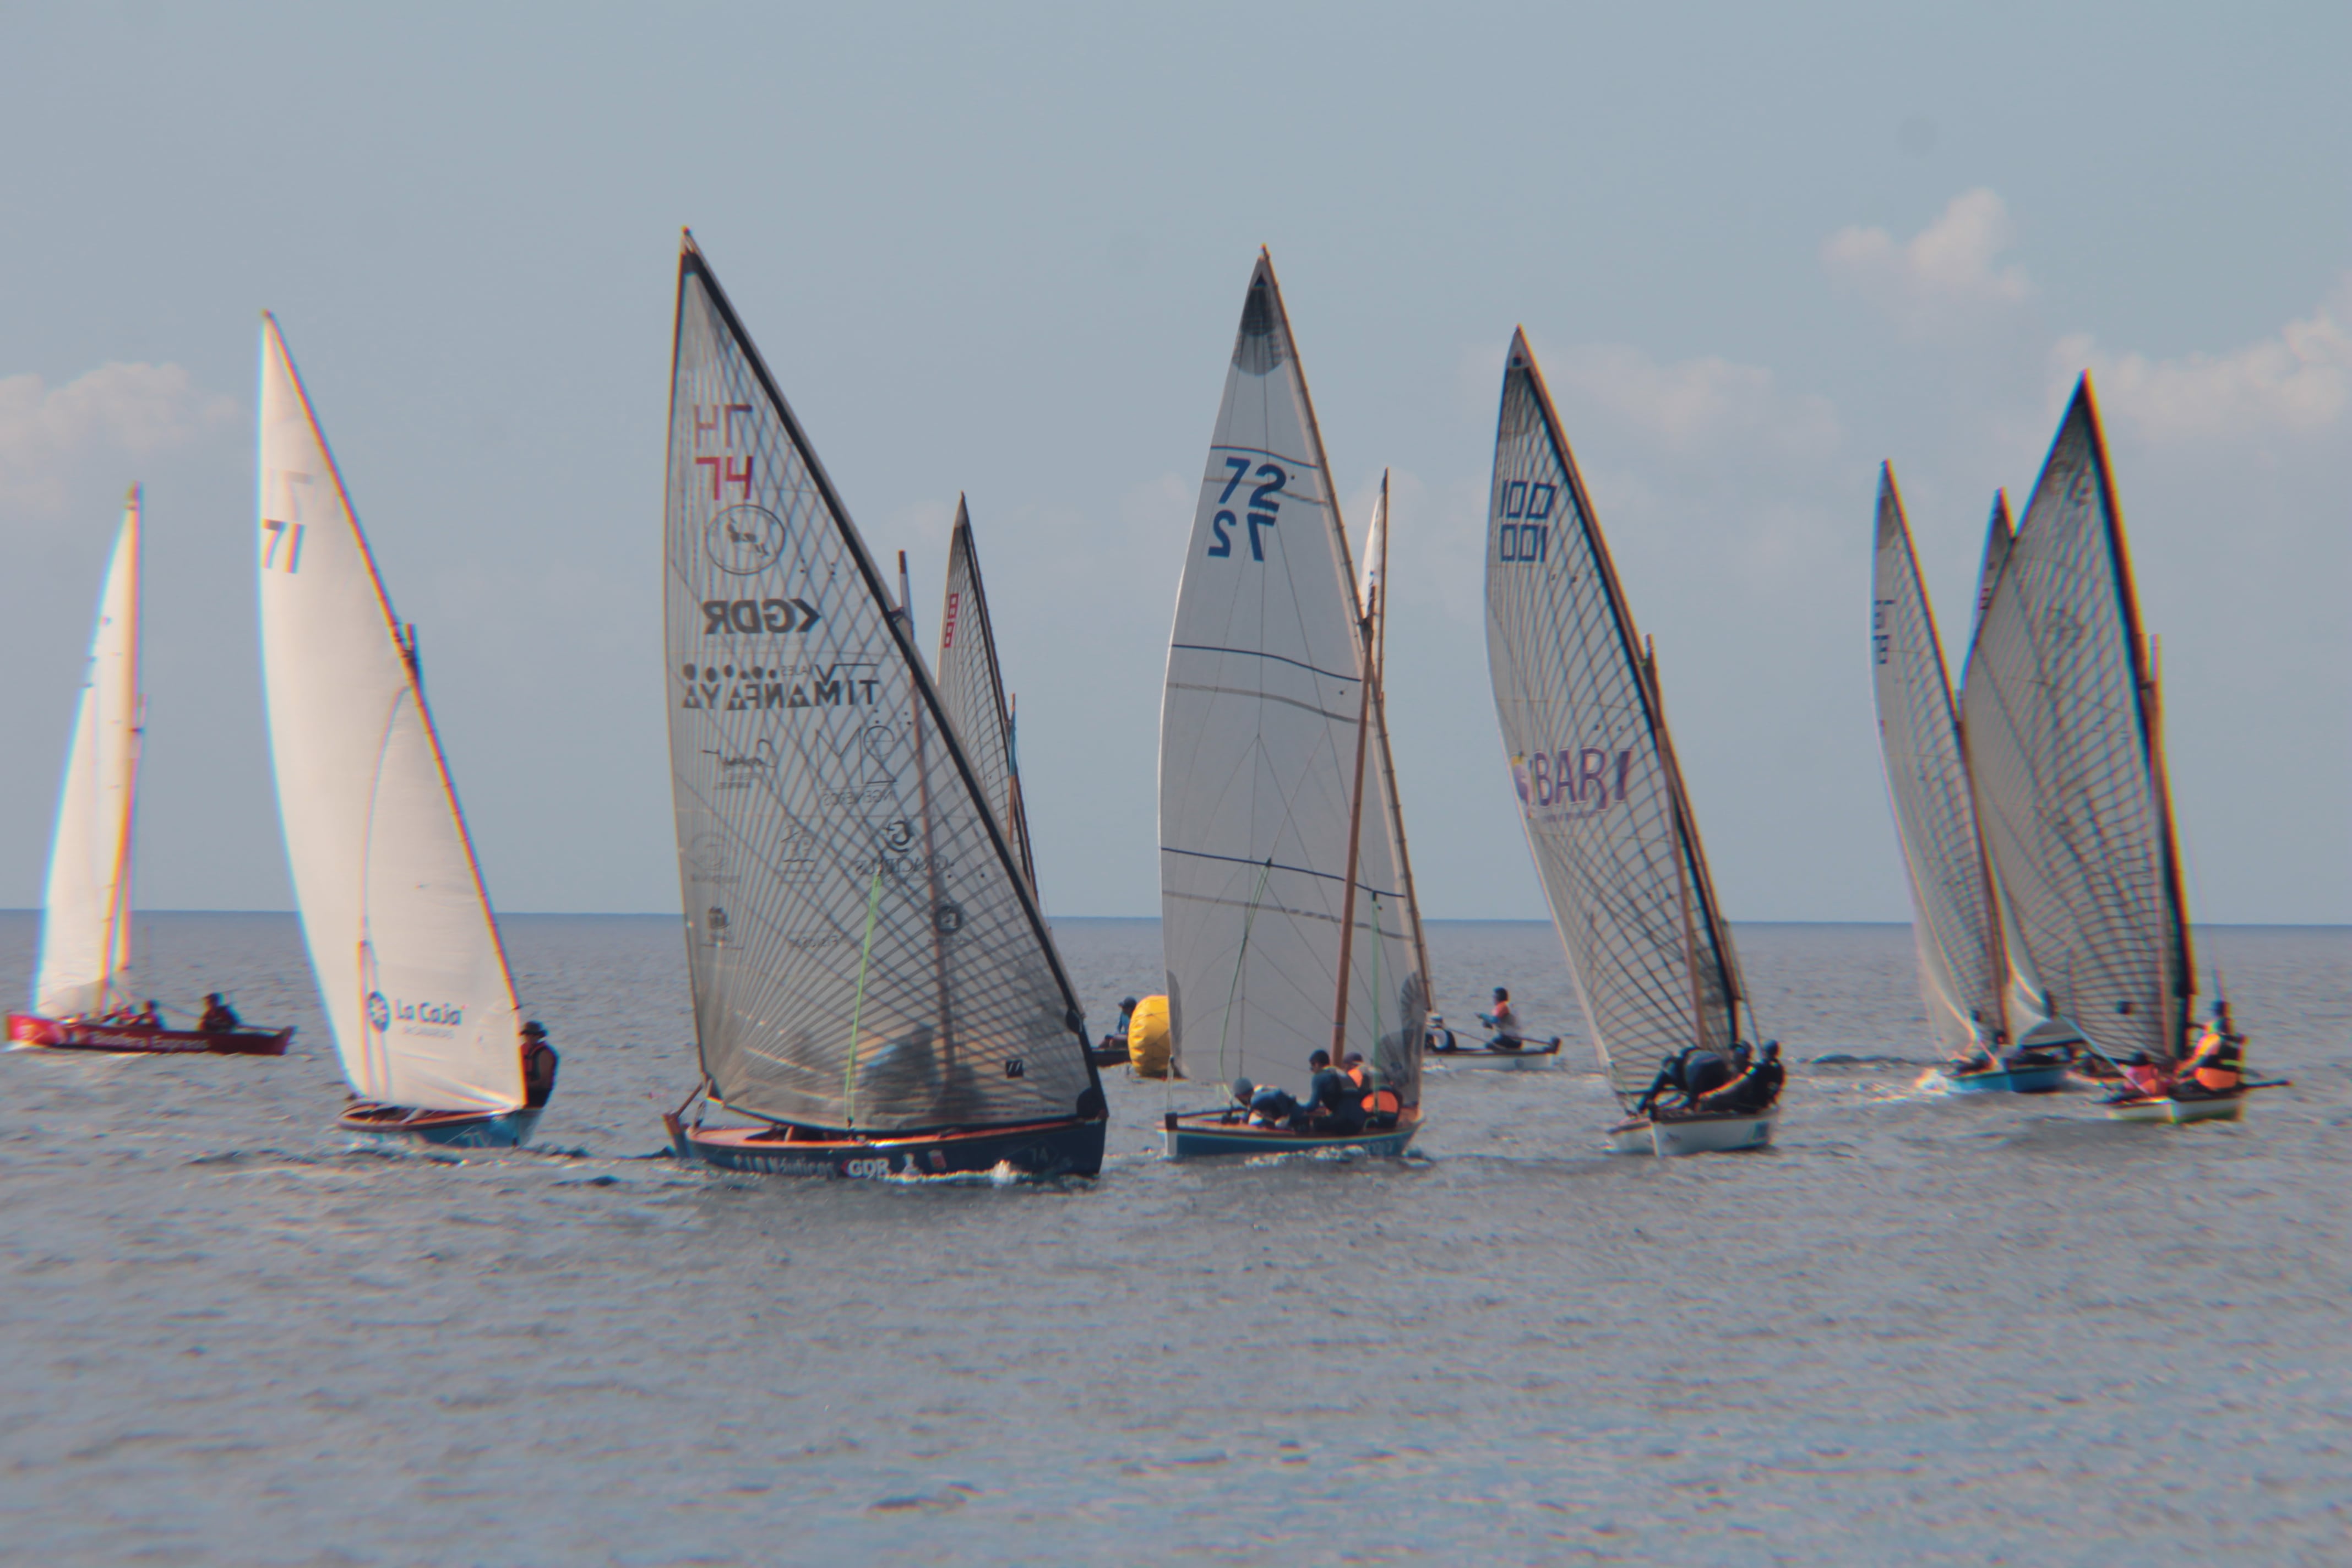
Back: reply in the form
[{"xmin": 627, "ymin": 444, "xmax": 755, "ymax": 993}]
[{"xmin": 3, "ymin": 913, "xmax": 2347, "ymax": 1565}]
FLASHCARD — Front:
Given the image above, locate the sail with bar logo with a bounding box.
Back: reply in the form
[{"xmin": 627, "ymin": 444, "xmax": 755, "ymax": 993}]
[
  {"xmin": 257, "ymin": 317, "xmax": 525, "ymax": 1113},
  {"xmin": 1960, "ymin": 378, "xmax": 2193, "ymax": 1066},
  {"xmin": 1157, "ymin": 252, "xmax": 1425, "ymax": 1106},
  {"xmin": 665, "ymin": 237, "xmax": 1096, "ymax": 1133},
  {"xmin": 32, "ymin": 490, "xmax": 142, "ymax": 1020},
  {"xmin": 1483, "ymin": 329, "xmax": 1746, "ymax": 1103},
  {"xmin": 1870, "ymin": 467, "xmax": 2008, "ymax": 1056},
  {"xmin": 935, "ymin": 498, "xmax": 1037, "ymax": 890}
]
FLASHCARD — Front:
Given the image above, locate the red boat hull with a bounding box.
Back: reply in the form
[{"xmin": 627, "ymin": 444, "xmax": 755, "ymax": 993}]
[{"xmin": 6, "ymin": 1013, "xmax": 292, "ymax": 1056}]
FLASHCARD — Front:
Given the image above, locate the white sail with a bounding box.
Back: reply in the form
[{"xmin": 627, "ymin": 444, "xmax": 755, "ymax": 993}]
[
  {"xmin": 665, "ymin": 238, "xmax": 1096, "ymax": 1133},
  {"xmin": 1483, "ymin": 330, "xmax": 1745, "ymax": 1102},
  {"xmin": 1359, "ymin": 475, "xmax": 1432, "ymax": 1006},
  {"xmin": 1157, "ymin": 253, "xmax": 1425, "ymax": 1104},
  {"xmin": 1961, "ymin": 378, "xmax": 2192, "ymax": 1065},
  {"xmin": 1972, "ymin": 491, "xmax": 2014, "ymax": 627},
  {"xmin": 1870, "ymin": 467, "xmax": 2007, "ymax": 1055},
  {"xmin": 935, "ymin": 499, "xmax": 1036, "ymax": 888},
  {"xmin": 32, "ymin": 491, "xmax": 142, "ymax": 1019},
  {"xmin": 257, "ymin": 318, "xmax": 524, "ymax": 1112}
]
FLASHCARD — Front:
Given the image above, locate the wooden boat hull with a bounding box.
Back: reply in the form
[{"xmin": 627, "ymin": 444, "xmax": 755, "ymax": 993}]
[
  {"xmin": 1161, "ymin": 1110, "xmax": 1419, "ymax": 1159},
  {"xmin": 7, "ymin": 1013, "xmax": 291, "ymax": 1056},
  {"xmin": 1085, "ymin": 1042, "xmax": 1129, "ymax": 1069},
  {"xmin": 2103, "ymin": 1092, "xmax": 2245, "ymax": 1126},
  {"xmin": 339, "ymin": 1102, "xmax": 543, "ymax": 1148},
  {"xmin": 667, "ymin": 1113, "xmax": 1106, "ymax": 1178},
  {"xmin": 1608, "ymin": 1108, "xmax": 1777, "ymax": 1156},
  {"xmin": 1946, "ymin": 1061, "xmax": 2069, "ymax": 1095},
  {"xmin": 1425, "ymin": 1038, "xmax": 1562, "ymax": 1069}
]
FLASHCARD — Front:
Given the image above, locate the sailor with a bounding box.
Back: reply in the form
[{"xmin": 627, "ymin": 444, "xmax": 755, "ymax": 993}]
[
  {"xmin": 2116, "ymin": 1051, "xmax": 2169, "ymax": 1101},
  {"xmin": 1478, "ymin": 987, "xmax": 1526, "ymax": 1051},
  {"xmin": 1696, "ymin": 1041, "xmax": 1784, "ymax": 1114},
  {"xmin": 519, "ymin": 1021, "xmax": 560, "ymax": 1108},
  {"xmin": 1424, "ymin": 1014, "xmax": 1459, "ymax": 1053},
  {"xmin": 1298, "ymin": 1049, "xmax": 1366, "ymax": 1134},
  {"xmin": 1636, "ymin": 1043, "xmax": 1732, "ymax": 1114},
  {"xmin": 2172, "ymin": 1008, "xmax": 2245, "ymax": 1100},
  {"xmin": 1103, "ymin": 997, "xmax": 1138, "ymax": 1055},
  {"xmin": 199, "ymin": 993, "xmax": 241, "ymax": 1033},
  {"xmin": 1341, "ymin": 1053, "xmax": 1369, "ymax": 1092},
  {"xmin": 135, "ymin": 999, "xmax": 163, "ymax": 1027}
]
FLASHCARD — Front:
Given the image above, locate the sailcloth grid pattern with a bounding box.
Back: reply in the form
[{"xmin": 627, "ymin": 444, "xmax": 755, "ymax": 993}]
[
  {"xmin": 665, "ymin": 246, "xmax": 1093, "ymax": 1133},
  {"xmin": 1158, "ymin": 254, "xmax": 1424, "ymax": 1106},
  {"xmin": 1960, "ymin": 382, "xmax": 2188, "ymax": 1065},
  {"xmin": 257, "ymin": 319, "xmax": 524, "ymax": 1112},
  {"xmin": 935, "ymin": 503, "xmax": 1036, "ymax": 888},
  {"xmin": 35, "ymin": 494, "xmax": 140, "ymax": 1018},
  {"xmin": 1871, "ymin": 469, "xmax": 2005, "ymax": 1056},
  {"xmin": 1483, "ymin": 333, "xmax": 1741, "ymax": 1102}
]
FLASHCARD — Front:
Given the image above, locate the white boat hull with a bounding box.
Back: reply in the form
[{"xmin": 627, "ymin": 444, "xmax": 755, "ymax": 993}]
[
  {"xmin": 2104, "ymin": 1094, "xmax": 2245, "ymax": 1126},
  {"xmin": 1608, "ymin": 1109, "xmax": 1776, "ymax": 1156}
]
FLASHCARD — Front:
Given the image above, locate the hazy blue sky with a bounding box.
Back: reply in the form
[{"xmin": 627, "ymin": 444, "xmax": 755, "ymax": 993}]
[{"xmin": 2, "ymin": 2, "xmax": 2345, "ymax": 923}]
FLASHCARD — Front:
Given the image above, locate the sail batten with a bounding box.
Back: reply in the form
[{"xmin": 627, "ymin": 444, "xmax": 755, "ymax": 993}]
[
  {"xmin": 1483, "ymin": 330, "xmax": 1746, "ymax": 1102},
  {"xmin": 32, "ymin": 491, "xmax": 143, "ymax": 1019},
  {"xmin": 1961, "ymin": 378, "xmax": 2192, "ymax": 1065},
  {"xmin": 665, "ymin": 240, "xmax": 1095, "ymax": 1133},
  {"xmin": 257, "ymin": 317, "xmax": 524, "ymax": 1112},
  {"xmin": 1871, "ymin": 469, "xmax": 2010, "ymax": 1054},
  {"xmin": 1157, "ymin": 253, "xmax": 1426, "ymax": 1104}
]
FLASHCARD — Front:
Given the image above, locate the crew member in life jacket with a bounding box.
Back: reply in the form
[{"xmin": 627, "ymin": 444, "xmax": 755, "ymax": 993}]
[
  {"xmin": 520, "ymin": 1020, "xmax": 560, "ymax": 1109},
  {"xmin": 1102, "ymin": 997, "xmax": 1138, "ymax": 1057},
  {"xmin": 2171, "ymin": 1003, "xmax": 2246, "ymax": 1100},
  {"xmin": 199, "ymin": 993, "xmax": 242, "ymax": 1033},
  {"xmin": 1297, "ymin": 1049, "xmax": 1366, "ymax": 1134},
  {"xmin": 1343, "ymin": 1052, "xmax": 1404, "ymax": 1129},
  {"xmin": 1695, "ymin": 1041, "xmax": 1784, "ymax": 1115},
  {"xmin": 1636, "ymin": 1042, "xmax": 1740, "ymax": 1115},
  {"xmin": 2115, "ymin": 1052, "xmax": 2169, "ymax": 1101},
  {"xmin": 1479, "ymin": 987, "xmax": 1525, "ymax": 1051}
]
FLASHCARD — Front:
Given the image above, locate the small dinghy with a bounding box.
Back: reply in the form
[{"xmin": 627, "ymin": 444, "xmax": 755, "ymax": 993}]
[
  {"xmin": 1424, "ymin": 1022, "xmax": 1563, "ymax": 1070},
  {"xmin": 8, "ymin": 489, "xmax": 291, "ymax": 1058},
  {"xmin": 1155, "ymin": 255, "xmax": 1428, "ymax": 1160},
  {"xmin": 1944, "ymin": 1058, "xmax": 2069, "ymax": 1095},
  {"xmin": 1482, "ymin": 331, "xmax": 1781, "ymax": 1155},
  {"xmin": 658, "ymin": 236, "xmax": 1105, "ymax": 1179},
  {"xmin": 1963, "ymin": 380, "xmax": 2251, "ymax": 1124},
  {"xmin": 257, "ymin": 317, "xmax": 555, "ymax": 1151}
]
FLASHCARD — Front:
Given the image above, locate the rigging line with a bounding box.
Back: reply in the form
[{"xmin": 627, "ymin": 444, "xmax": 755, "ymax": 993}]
[
  {"xmin": 1168, "ymin": 644, "xmax": 1363, "ymax": 687},
  {"xmin": 842, "ymin": 864, "xmax": 885, "ymax": 1129}
]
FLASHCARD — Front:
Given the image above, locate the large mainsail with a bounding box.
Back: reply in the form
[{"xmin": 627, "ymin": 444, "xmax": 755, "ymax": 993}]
[
  {"xmin": 1870, "ymin": 467, "xmax": 2007, "ymax": 1055},
  {"xmin": 32, "ymin": 490, "xmax": 142, "ymax": 1019},
  {"xmin": 1961, "ymin": 378, "xmax": 2192, "ymax": 1065},
  {"xmin": 1483, "ymin": 330, "xmax": 1745, "ymax": 1102},
  {"xmin": 1158, "ymin": 252, "xmax": 1425, "ymax": 1105},
  {"xmin": 934, "ymin": 499, "xmax": 1036, "ymax": 888},
  {"xmin": 665, "ymin": 237, "xmax": 1096, "ymax": 1133},
  {"xmin": 257, "ymin": 317, "xmax": 525, "ymax": 1113}
]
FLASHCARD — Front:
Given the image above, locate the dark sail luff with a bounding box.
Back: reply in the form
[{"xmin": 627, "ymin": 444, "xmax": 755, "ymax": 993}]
[
  {"xmin": 664, "ymin": 235, "xmax": 1098, "ymax": 1131},
  {"xmin": 1960, "ymin": 377, "xmax": 2193, "ymax": 1066}
]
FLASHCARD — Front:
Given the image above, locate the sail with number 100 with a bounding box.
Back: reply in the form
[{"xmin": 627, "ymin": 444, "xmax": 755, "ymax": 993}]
[
  {"xmin": 663, "ymin": 238, "xmax": 1096, "ymax": 1134},
  {"xmin": 1157, "ymin": 251, "xmax": 1425, "ymax": 1106},
  {"xmin": 1483, "ymin": 330, "xmax": 1747, "ymax": 1104}
]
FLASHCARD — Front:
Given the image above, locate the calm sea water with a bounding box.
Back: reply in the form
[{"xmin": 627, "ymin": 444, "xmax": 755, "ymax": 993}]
[{"xmin": 3, "ymin": 912, "xmax": 2346, "ymax": 1565}]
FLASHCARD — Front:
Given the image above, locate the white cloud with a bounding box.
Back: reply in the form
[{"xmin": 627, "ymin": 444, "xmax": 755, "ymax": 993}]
[
  {"xmin": 1544, "ymin": 343, "xmax": 1842, "ymax": 467},
  {"xmin": 1824, "ymin": 188, "xmax": 2033, "ymax": 331},
  {"xmin": 2053, "ymin": 273, "xmax": 2352, "ymax": 444},
  {"xmin": 0, "ymin": 361, "xmax": 239, "ymax": 513}
]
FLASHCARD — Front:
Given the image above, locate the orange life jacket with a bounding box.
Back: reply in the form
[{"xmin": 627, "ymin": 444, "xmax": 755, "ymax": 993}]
[
  {"xmin": 1361, "ymin": 1087, "xmax": 1401, "ymax": 1119},
  {"xmin": 2186, "ymin": 1030, "xmax": 2243, "ymax": 1092}
]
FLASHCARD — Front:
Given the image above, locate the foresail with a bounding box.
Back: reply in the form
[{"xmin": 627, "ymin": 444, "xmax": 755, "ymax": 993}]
[
  {"xmin": 935, "ymin": 500, "xmax": 1036, "ymax": 888},
  {"xmin": 1157, "ymin": 253, "xmax": 1424, "ymax": 1104},
  {"xmin": 1483, "ymin": 331, "xmax": 1739, "ymax": 1101},
  {"xmin": 34, "ymin": 492, "xmax": 141, "ymax": 1018},
  {"xmin": 665, "ymin": 240, "xmax": 1096, "ymax": 1133},
  {"xmin": 1960, "ymin": 379, "xmax": 2191, "ymax": 1064},
  {"xmin": 1870, "ymin": 467, "xmax": 2005, "ymax": 1055},
  {"xmin": 257, "ymin": 318, "xmax": 524, "ymax": 1112},
  {"xmin": 1972, "ymin": 491, "xmax": 2013, "ymax": 628}
]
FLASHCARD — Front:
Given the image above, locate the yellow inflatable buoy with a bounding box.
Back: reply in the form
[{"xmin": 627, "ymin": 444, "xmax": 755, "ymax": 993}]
[{"xmin": 1128, "ymin": 994, "xmax": 1172, "ymax": 1078}]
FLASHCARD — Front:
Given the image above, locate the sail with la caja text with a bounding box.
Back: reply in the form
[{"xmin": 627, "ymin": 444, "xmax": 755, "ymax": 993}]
[{"xmin": 663, "ymin": 236, "xmax": 1099, "ymax": 1144}]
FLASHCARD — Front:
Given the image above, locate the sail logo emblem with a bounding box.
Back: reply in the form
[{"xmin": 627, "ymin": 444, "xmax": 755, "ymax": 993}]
[
  {"xmin": 1497, "ymin": 480, "xmax": 1557, "ymax": 564},
  {"xmin": 702, "ymin": 597, "xmax": 821, "ymax": 634},
  {"xmin": 1513, "ymin": 747, "xmax": 1633, "ymax": 820},
  {"xmin": 940, "ymin": 590, "xmax": 962, "ymax": 650},
  {"xmin": 876, "ymin": 818, "xmax": 916, "ymax": 853},
  {"xmin": 679, "ymin": 660, "xmax": 881, "ymax": 712},
  {"xmin": 367, "ymin": 991, "xmax": 391, "ymax": 1031},
  {"xmin": 704, "ymin": 503, "xmax": 786, "ymax": 576}
]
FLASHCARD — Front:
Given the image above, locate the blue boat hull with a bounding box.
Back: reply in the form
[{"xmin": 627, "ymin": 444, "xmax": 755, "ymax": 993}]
[
  {"xmin": 668, "ymin": 1113, "xmax": 1106, "ymax": 1178},
  {"xmin": 1947, "ymin": 1062, "xmax": 2069, "ymax": 1095},
  {"xmin": 339, "ymin": 1103, "xmax": 543, "ymax": 1149},
  {"xmin": 1161, "ymin": 1111, "xmax": 1419, "ymax": 1159}
]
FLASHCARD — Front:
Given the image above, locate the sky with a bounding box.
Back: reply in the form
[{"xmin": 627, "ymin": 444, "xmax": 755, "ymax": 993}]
[{"xmin": 1, "ymin": 1, "xmax": 2345, "ymax": 924}]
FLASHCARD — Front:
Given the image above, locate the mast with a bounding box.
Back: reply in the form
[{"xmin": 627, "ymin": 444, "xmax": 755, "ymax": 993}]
[{"xmin": 1363, "ymin": 472, "xmax": 1431, "ymax": 1000}]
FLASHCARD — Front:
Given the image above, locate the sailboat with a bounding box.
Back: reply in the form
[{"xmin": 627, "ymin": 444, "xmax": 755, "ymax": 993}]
[
  {"xmin": 7, "ymin": 489, "xmax": 290, "ymax": 1056},
  {"xmin": 257, "ymin": 317, "xmax": 552, "ymax": 1148},
  {"xmin": 1483, "ymin": 330, "xmax": 1777, "ymax": 1156},
  {"xmin": 1157, "ymin": 252, "xmax": 1427, "ymax": 1158},
  {"xmin": 1869, "ymin": 473, "xmax": 2062, "ymax": 1093},
  {"xmin": 1961, "ymin": 377, "xmax": 2247, "ymax": 1125},
  {"xmin": 658, "ymin": 235, "xmax": 1106, "ymax": 1179}
]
